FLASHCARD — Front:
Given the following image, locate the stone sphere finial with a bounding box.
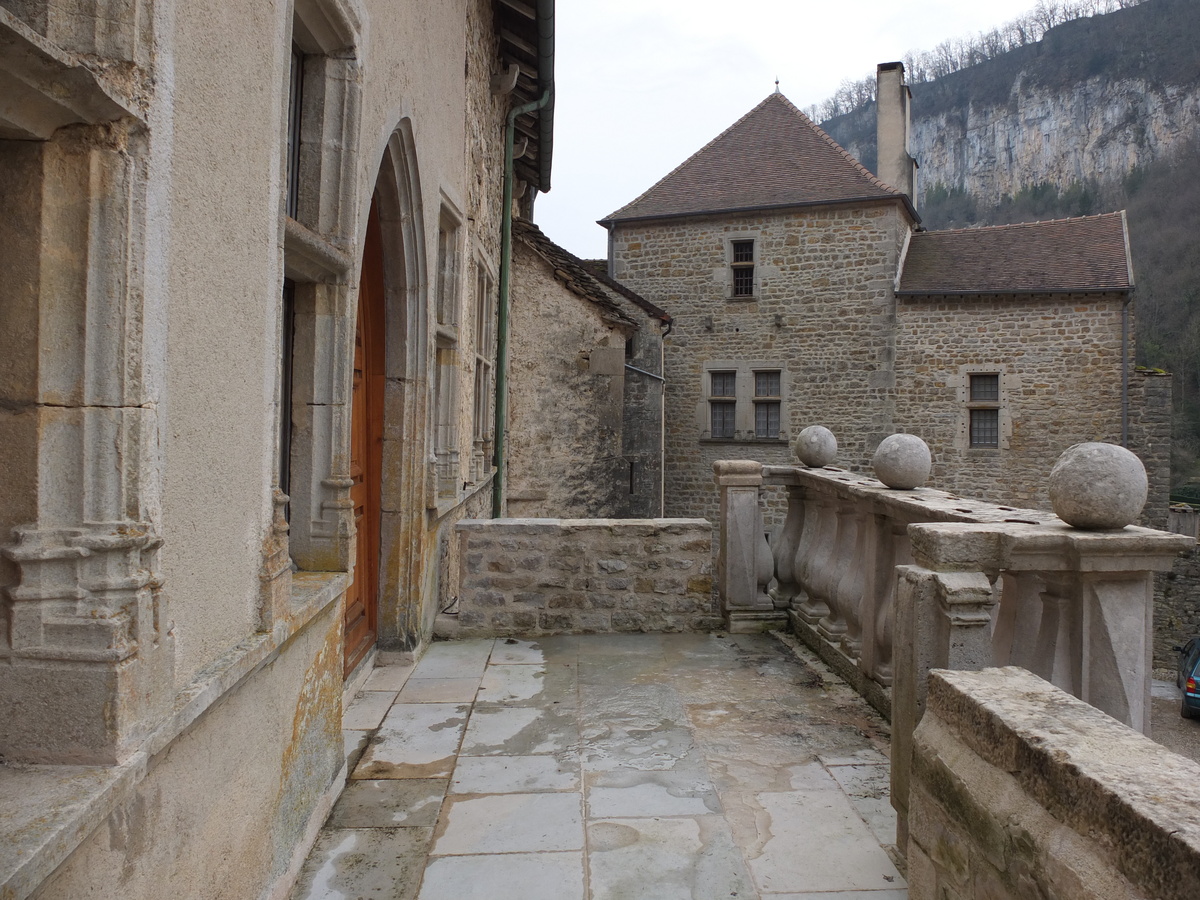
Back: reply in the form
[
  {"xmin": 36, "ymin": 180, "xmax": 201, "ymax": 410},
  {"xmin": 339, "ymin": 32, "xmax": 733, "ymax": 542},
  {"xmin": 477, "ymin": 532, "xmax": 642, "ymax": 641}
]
[
  {"xmin": 873, "ymin": 433, "xmax": 932, "ymax": 489},
  {"xmin": 1049, "ymin": 442, "xmax": 1147, "ymax": 529},
  {"xmin": 794, "ymin": 426, "xmax": 837, "ymax": 468}
]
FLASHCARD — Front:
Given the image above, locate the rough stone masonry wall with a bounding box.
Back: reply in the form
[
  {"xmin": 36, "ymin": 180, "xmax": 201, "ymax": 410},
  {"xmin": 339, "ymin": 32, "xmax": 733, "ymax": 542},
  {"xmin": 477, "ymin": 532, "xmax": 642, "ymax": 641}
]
[
  {"xmin": 506, "ymin": 239, "xmax": 632, "ymax": 518},
  {"xmin": 894, "ymin": 292, "xmax": 1136, "ymax": 511},
  {"xmin": 611, "ymin": 203, "xmax": 908, "ymax": 526},
  {"xmin": 455, "ymin": 519, "xmax": 717, "ymax": 635},
  {"xmin": 909, "ymin": 667, "xmax": 1200, "ymax": 900}
]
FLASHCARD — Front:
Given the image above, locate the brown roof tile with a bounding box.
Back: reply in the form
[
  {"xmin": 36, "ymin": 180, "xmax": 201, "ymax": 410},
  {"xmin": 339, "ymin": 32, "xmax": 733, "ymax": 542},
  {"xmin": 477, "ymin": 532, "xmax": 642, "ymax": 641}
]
[
  {"xmin": 897, "ymin": 212, "xmax": 1133, "ymax": 295},
  {"xmin": 600, "ymin": 93, "xmax": 909, "ymax": 224},
  {"xmin": 514, "ymin": 219, "xmax": 641, "ymax": 328}
]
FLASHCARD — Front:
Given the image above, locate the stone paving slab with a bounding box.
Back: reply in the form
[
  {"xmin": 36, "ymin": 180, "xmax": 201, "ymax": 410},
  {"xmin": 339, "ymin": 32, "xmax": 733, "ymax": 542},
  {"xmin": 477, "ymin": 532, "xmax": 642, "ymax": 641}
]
[
  {"xmin": 418, "ymin": 851, "xmax": 584, "ymax": 900},
  {"xmin": 291, "ymin": 633, "xmax": 905, "ymax": 900}
]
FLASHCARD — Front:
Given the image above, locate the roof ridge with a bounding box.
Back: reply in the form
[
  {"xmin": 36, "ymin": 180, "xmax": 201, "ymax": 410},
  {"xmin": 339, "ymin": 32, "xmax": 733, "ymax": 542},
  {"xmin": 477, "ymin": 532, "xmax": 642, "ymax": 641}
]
[
  {"xmin": 920, "ymin": 210, "xmax": 1124, "ymax": 236},
  {"xmin": 772, "ymin": 93, "xmax": 903, "ymax": 198},
  {"xmin": 600, "ymin": 92, "xmax": 914, "ymax": 225},
  {"xmin": 601, "ymin": 94, "xmax": 784, "ymax": 222}
]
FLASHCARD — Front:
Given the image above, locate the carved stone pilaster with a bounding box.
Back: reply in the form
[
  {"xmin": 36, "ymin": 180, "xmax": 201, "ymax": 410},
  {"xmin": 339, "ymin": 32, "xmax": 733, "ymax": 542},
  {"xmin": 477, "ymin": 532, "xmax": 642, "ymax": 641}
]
[
  {"xmin": 259, "ymin": 490, "xmax": 294, "ymax": 630},
  {"xmin": 2, "ymin": 524, "xmax": 173, "ymax": 763}
]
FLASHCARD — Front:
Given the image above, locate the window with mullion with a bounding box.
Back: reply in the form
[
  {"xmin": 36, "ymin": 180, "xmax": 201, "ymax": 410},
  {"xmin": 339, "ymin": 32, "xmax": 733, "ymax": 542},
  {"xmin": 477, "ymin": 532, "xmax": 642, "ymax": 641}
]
[
  {"xmin": 753, "ymin": 370, "xmax": 781, "ymax": 439},
  {"xmin": 709, "ymin": 371, "xmax": 737, "ymax": 438}
]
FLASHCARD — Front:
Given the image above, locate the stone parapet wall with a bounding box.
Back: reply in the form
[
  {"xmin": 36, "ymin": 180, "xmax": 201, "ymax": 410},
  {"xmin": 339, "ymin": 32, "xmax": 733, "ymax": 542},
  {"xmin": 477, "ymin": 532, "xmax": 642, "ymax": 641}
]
[
  {"xmin": 453, "ymin": 518, "xmax": 716, "ymax": 635},
  {"xmin": 909, "ymin": 667, "xmax": 1200, "ymax": 900}
]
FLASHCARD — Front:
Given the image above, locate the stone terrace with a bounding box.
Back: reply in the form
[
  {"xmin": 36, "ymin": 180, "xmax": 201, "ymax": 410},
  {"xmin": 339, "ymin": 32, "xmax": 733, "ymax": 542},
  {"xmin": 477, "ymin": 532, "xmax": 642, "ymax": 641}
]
[{"xmin": 291, "ymin": 633, "xmax": 907, "ymax": 899}]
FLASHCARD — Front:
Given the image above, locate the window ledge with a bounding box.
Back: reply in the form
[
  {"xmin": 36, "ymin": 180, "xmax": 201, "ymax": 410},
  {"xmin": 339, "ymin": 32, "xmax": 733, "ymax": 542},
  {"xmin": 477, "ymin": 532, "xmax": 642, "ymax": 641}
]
[
  {"xmin": 700, "ymin": 437, "xmax": 789, "ymax": 445},
  {"xmin": 284, "ymin": 217, "xmax": 352, "ymax": 284},
  {"xmin": 0, "ymin": 571, "xmax": 347, "ymax": 900}
]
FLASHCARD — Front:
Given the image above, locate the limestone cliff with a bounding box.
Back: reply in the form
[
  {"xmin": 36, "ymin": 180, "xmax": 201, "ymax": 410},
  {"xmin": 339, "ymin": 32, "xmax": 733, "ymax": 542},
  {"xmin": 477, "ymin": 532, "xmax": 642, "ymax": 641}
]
[{"xmin": 823, "ymin": 0, "xmax": 1200, "ymax": 209}]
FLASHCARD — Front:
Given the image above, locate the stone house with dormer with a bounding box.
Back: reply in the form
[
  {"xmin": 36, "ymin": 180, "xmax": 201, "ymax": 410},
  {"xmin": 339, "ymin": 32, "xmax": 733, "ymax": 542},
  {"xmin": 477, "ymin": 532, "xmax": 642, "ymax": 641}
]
[{"xmin": 601, "ymin": 64, "xmax": 1169, "ymax": 527}]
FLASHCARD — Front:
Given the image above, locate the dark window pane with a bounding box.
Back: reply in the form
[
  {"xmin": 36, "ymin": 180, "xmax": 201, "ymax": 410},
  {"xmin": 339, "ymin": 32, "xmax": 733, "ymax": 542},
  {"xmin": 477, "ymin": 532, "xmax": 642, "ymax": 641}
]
[
  {"xmin": 732, "ymin": 266, "xmax": 754, "ymax": 296},
  {"xmin": 710, "ymin": 371, "xmax": 736, "ymax": 397},
  {"xmin": 969, "ymin": 373, "xmax": 1000, "ymax": 401},
  {"xmin": 970, "ymin": 408, "xmax": 1000, "ymax": 448},
  {"xmin": 732, "ymin": 240, "xmax": 754, "ymax": 263},
  {"xmin": 711, "ymin": 401, "xmax": 736, "ymax": 438},
  {"xmin": 755, "ymin": 401, "xmax": 780, "ymax": 439},
  {"xmin": 755, "ymin": 370, "xmax": 780, "ymax": 398},
  {"xmin": 286, "ymin": 44, "xmax": 304, "ymax": 219}
]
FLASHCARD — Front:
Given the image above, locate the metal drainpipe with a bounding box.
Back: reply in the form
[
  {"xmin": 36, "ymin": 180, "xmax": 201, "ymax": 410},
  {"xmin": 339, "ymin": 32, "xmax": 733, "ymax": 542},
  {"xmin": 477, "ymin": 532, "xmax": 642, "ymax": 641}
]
[
  {"xmin": 493, "ymin": 88, "xmax": 551, "ymax": 516},
  {"xmin": 1122, "ymin": 294, "xmax": 1131, "ymax": 447}
]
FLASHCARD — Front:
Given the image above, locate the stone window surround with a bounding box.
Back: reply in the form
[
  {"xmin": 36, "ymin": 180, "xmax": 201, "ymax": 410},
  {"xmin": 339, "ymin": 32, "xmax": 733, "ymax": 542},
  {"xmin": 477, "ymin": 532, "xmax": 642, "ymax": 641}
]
[
  {"xmin": 272, "ymin": 0, "xmax": 364, "ymax": 631},
  {"xmin": 432, "ymin": 199, "xmax": 466, "ymax": 504},
  {"xmin": 957, "ymin": 364, "xmax": 1011, "ymax": 452},
  {"xmin": 470, "ymin": 251, "xmax": 498, "ymax": 485},
  {"xmin": 724, "ymin": 232, "xmax": 761, "ymax": 300},
  {"xmin": 698, "ymin": 360, "xmax": 789, "ymax": 443}
]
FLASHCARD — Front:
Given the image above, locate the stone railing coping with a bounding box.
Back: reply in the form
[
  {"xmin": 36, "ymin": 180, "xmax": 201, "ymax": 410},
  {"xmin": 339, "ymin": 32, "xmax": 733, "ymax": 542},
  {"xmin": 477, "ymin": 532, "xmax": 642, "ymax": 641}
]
[
  {"xmin": 751, "ymin": 463, "xmax": 1191, "ymax": 564},
  {"xmin": 923, "ymin": 667, "xmax": 1200, "ymax": 899},
  {"xmin": 756, "ymin": 463, "xmax": 1061, "ymax": 526}
]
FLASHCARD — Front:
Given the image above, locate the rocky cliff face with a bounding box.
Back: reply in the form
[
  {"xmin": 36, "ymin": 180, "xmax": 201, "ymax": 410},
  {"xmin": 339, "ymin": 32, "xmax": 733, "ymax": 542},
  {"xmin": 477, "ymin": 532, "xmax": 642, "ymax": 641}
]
[
  {"xmin": 908, "ymin": 76, "xmax": 1200, "ymax": 206},
  {"xmin": 822, "ymin": 0, "xmax": 1200, "ymax": 208}
]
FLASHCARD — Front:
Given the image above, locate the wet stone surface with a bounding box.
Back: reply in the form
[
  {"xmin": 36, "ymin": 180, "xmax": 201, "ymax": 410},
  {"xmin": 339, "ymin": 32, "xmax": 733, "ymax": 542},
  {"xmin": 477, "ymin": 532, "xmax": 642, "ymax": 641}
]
[{"xmin": 291, "ymin": 633, "xmax": 904, "ymax": 899}]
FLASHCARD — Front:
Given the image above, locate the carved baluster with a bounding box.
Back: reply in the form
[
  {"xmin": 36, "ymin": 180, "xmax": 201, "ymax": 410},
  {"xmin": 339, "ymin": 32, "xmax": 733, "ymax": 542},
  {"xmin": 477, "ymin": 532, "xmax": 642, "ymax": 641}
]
[
  {"xmin": 865, "ymin": 513, "xmax": 910, "ymax": 686},
  {"xmin": 837, "ymin": 504, "xmax": 871, "ymax": 660},
  {"xmin": 769, "ymin": 483, "xmax": 805, "ymax": 610},
  {"xmin": 991, "ymin": 571, "xmax": 1045, "ymax": 670},
  {"xmin": 1032, "ymin": 575, "xmax": 1082, "ymax": 699},
  {"xmin": 817, "ymin": 495, "xmax": 858, "ymax": 643},
  {"xmin": 794, "ymin": 490, "xmax": 833, "ymax": 625}
]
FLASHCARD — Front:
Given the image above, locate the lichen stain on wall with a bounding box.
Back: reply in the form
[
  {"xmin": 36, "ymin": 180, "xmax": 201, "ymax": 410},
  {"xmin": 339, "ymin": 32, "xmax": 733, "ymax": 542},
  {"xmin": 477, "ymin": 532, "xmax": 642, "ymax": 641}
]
[{"xmin": 270, "ymin": 606, "xmax": 343, "ymax": 882}]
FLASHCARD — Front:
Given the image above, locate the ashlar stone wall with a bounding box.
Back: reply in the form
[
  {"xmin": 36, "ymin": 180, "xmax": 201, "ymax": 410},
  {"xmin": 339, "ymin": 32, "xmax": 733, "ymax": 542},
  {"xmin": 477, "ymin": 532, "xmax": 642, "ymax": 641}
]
[
  {"xmin": 893, "ymin": 292, "xmax": 1166, "ymax": 513},
  {"xmin": 455, "ymin": 519, "xmax": 717, "ymax": 635},
  {"xmin": 909, "ymin": 667, "xmax": 1200, "ymax": 900},
  {"xmin": 610, "ymin": 202, "xmax": 910, "ymax": 525}
]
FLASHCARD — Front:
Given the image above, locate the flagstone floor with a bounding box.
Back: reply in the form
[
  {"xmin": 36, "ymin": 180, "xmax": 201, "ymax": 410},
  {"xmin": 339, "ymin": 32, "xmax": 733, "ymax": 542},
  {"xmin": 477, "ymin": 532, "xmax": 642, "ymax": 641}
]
[{"xmin": 290, "ymin": 632, "xmax": 906, "ymax": 900}]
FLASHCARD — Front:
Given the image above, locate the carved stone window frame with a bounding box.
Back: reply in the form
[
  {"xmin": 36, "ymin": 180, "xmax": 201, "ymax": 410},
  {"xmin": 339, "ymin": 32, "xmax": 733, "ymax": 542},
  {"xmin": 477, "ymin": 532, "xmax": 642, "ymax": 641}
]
[
  {"xmin": 957, "ymin": 364, "xmax": 1011, "ymax": 452},
  {"xmin": 266, "ymin": 0, "xmax": 364, "ymax": 628}
]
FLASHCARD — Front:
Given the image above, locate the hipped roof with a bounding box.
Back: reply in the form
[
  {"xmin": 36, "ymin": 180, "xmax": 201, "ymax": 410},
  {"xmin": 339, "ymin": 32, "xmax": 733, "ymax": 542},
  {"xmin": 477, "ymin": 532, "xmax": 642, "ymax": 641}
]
[{"xmin": 600, "ymin": 92, "xmax": 913, "ymax": 225}]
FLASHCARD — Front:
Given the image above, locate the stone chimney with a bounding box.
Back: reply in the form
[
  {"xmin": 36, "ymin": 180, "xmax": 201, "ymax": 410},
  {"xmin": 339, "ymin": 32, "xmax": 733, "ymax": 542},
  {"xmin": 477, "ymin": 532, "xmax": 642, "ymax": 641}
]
[{"xmin": 876, "ymin": 61, "xmax": 916, "ymax": 199}]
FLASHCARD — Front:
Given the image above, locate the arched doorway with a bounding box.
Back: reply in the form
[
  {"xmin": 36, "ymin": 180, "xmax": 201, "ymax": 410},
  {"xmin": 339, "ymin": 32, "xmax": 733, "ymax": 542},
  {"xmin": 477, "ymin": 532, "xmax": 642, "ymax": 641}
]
[{"xmin": 345, "ymin": 199, "xmax": 385, "ymax": 676}]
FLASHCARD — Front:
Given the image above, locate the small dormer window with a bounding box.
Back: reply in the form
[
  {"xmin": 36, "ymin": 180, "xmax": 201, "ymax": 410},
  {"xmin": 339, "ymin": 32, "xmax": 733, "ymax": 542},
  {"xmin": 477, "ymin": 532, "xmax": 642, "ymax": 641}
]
[{"xmin": 731, "ymin": 240, "xmax": 755, "ymax": 297}]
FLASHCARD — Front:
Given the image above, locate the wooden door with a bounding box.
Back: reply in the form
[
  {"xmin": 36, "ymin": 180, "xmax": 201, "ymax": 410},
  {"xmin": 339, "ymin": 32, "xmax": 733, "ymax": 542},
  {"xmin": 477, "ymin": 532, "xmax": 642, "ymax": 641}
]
[{"xmin": 346, "ymin": 202, "xmax": 385, "ymax": 676}]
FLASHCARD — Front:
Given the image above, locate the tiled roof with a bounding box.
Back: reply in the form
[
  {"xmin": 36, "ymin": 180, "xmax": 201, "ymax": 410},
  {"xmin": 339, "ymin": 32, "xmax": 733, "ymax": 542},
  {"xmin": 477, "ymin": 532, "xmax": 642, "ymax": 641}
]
[
  {"xmin": 897, "ymin": 212, "xmax": 1133, "ymax": 295},
  {"xmin": 600, "ymin": 92, "xmax": 909, "ymax": 224},
  {"xmin": 513, "ymin": 220, "xmax": 640, "ymax": 328}
]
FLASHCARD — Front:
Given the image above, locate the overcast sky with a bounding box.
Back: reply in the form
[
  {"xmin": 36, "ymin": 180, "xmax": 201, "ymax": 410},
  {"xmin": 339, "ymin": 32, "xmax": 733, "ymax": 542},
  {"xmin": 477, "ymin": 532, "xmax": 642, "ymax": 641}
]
[{"xmin": 536, "ymin": 0, "xmax": 1042, "ymax": 260}]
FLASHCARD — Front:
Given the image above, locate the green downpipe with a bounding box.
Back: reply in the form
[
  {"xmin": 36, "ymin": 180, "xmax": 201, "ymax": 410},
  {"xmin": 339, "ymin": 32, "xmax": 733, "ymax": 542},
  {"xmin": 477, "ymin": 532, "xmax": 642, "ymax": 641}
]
[
  {"xmin": 493, "ymin": 89, "xmax": 552, "ymax": 516},
  {"xmin": 493, "ymin": 0, "xmax": 554, "ymax": 517}
]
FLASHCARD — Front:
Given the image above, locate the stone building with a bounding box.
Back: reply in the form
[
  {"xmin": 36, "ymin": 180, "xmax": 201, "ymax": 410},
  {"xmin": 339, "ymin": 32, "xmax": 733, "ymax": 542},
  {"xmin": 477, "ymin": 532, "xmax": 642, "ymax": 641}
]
[
  {"xmin": 0, "ymin": 0, "xmax": 557, "ymax": 897},
  {"xmin": 506, "ymin": 219, "xmax": 670, "ymax": 518},
  {"xmin": 602, "ymin": 64, "xmax": 1168, "ymax": 525}
]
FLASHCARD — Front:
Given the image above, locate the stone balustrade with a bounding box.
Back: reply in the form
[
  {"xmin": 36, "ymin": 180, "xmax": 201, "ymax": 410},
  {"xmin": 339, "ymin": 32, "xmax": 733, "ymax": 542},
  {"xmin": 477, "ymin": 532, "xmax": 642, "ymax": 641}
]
[{"xmin": 713, "ymin": 455, "xmax": 1193, "ymax": 849}]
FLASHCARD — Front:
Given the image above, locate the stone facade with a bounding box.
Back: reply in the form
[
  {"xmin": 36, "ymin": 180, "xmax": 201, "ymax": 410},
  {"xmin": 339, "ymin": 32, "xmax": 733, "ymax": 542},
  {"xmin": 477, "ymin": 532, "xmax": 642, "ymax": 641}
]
[
  {"xmin": 894, "ymin": 292, "xmax": 1168, "ymax": 514},
  {"xmin": 0, "ymin": 1, "xmax": 551, "ymax": 897},
  {"xmin": 454, "ymin": 519, "xmax": 717, "ymax": 635},
  {"xmin": 607, "ymin": 91, "xmax": 1165, "ymax": 530},
  {"xmin": 611, "ymin": 203, "xmax": 910, "ymax": 525},
  {"xmin": 909, "ymin": 667, "xmax": 1200, "ymax": 900},
  {"xmin": 506, "ymin": 226, "xmax": 666, "ymax": 519}
]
